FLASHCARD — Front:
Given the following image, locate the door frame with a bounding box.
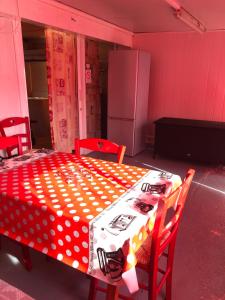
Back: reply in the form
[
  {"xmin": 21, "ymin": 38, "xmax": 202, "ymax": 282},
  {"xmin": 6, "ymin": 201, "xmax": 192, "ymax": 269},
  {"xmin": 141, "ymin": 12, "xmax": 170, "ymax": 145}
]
[{"xmin": 76, "ymin": 34, "xmax": 87, "ymax": 140}]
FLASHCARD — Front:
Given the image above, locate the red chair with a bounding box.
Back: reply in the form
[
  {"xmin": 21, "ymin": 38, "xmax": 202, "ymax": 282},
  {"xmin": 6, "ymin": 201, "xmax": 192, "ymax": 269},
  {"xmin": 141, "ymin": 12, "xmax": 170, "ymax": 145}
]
[
  {"xmin": 0, "ymin": 136, "xmax": 32, "ymax": 271},
  {"xmin": 74, "ymin": 138, "xmax": 126, "ymax": 164},
  {"xmin": 0, "ymin": 136, "xmax": 23, "ymax": 155},
  {"xmin": 0, "ymin": 117, "xmax": 32, "ymax": 157},
  {"xmin": 88, "ymin": 169, "xmax": 195, "ymax": 300}
]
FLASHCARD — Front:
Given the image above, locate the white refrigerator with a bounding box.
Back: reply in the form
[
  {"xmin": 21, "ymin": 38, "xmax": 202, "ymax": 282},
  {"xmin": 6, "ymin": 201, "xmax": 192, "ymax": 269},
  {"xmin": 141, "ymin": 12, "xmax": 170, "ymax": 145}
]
[{"xmin": 107, "ymin": 49, "xmax": 151, "ymax": 156}]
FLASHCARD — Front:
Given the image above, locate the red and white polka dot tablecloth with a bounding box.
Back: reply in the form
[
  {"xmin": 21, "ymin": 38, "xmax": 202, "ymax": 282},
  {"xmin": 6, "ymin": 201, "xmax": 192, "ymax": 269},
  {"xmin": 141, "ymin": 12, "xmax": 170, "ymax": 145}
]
[{"xmin": 0, "ymin": 150, "xmax": 182, "ymax": 290}]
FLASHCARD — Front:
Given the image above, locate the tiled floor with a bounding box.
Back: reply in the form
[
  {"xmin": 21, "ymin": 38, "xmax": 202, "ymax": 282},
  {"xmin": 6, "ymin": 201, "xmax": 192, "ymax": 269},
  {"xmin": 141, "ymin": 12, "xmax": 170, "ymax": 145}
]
[{"xmin": 0, "ymin": 150, "xmax": 225, "ymax": 300}]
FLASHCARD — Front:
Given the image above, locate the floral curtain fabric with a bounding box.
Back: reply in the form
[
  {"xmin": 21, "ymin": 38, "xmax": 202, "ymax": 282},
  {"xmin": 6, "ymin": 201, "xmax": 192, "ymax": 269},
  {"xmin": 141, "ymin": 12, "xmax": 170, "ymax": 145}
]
[{"xmin": 45, "ymin": 28, "xmax": 79, "ymax": 153}]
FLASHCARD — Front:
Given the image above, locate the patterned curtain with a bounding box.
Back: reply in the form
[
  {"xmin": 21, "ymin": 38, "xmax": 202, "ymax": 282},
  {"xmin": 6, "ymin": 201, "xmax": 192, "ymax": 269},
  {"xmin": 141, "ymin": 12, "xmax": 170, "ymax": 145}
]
[{"xmin": 45, "ymin": 28, "xmax": 79, "ymax": 153}]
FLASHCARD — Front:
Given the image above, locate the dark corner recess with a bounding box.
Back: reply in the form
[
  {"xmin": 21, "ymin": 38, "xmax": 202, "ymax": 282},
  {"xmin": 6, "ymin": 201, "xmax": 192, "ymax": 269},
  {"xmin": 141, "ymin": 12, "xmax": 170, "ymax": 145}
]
[{"xmin": 153, "ymin": 117, "xmax": 225, "ymax": 164}]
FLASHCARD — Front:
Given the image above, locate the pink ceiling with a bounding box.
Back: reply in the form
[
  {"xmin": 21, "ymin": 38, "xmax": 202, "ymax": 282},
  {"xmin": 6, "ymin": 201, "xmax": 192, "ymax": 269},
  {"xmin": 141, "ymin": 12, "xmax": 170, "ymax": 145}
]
[{"xmin": 56, "ymin": 0, "xmax": 225, "ymax": 33}]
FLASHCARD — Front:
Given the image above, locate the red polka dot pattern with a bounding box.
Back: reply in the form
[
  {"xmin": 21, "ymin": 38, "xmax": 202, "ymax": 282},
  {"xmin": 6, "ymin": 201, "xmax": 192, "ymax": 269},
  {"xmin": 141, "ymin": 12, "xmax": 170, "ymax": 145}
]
[{"xmin": 0, "ymin": 152, "xmax": 149, "ymax": 273}]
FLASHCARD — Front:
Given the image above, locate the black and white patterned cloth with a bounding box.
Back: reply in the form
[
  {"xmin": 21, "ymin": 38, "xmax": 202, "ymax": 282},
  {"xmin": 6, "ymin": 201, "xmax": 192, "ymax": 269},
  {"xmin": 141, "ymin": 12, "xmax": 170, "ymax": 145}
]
[{"xmin": 0, "ymin": 149, "xmax": 55, "ymax": 173}]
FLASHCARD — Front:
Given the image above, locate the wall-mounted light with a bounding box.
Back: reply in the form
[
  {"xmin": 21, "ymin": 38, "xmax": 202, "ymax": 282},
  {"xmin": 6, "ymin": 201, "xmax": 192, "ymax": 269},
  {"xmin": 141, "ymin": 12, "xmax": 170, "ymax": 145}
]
[
  {"xmin": 175, "ymin": 7, "xmax": 206, "ymax": 33},
  {"xmin": 164, "ymin": 0, "xmax": 181, "ymax": 10},
  {"xmin": 164, "ymin": 0, "xmax": 206, "ymax": 33}
]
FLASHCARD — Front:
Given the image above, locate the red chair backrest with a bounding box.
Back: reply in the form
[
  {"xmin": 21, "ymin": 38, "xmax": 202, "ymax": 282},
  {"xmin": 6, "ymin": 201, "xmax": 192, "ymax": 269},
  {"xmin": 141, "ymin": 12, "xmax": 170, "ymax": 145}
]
[
  {"xmin": 0, "ymin": 136, "xmax": 23, "ymax": 156},
  {"xmin": 152, "ymin": 169, "xmax": 195, "ymax": 256},
  {"xmin": 74, "ymin": 138, "xmax": 126, "ymax": 164},
  {"xmin": 0, "ymin": 117, "xmax": 31, "ymax": 156},
  {"xmin": 135, "ymin": 169, "xmax": 195, "ymax": 299}
]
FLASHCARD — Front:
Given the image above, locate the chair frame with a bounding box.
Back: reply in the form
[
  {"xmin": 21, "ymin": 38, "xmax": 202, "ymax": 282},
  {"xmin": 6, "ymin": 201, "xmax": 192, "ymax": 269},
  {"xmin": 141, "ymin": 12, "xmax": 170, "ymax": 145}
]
[
  {"xmin": 138, "ymin": 169, "xmax": 195, "ymax": 300},
  {"xmin": 0, "ymin": 116, "xmax": 32, "ymax": 157},
  {"xmin": 74, "ymin": 138, "xmax": 126, "ymax": 164},
  {"xmin": 0, "ymin": 136, "xmax": 32, "ymax": 271},
  {"xmin": 0, "ymin": 136, "xmax": 23, "ymax": 155},
  {"xmin": 88, "ymin": 169, "xmax": 195, "ymax": 300}
]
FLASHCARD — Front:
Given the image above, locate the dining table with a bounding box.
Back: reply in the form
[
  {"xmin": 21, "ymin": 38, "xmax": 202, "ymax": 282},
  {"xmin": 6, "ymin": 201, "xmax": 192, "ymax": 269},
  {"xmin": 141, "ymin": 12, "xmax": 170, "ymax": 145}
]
[{"xmin": 0, "ymin": 149, "xmax": 182, "ymax": 298}]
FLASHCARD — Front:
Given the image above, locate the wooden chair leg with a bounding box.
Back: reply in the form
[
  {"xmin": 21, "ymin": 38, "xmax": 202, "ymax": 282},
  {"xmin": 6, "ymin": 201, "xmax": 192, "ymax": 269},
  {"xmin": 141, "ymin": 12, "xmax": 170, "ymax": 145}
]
[
  {"xmin": 148, "ymin": 270, "xmax": 158, "ymax": 300},
  {"xmin": 88, "ymin": 278, "xmax": 98, "ymax": 300},
  {"xmin": 21, "ymin": 245, "xmax": 32, "ymax": 271},
  {"xmin": 106, "ymin": 284, "xmax": 118, "ymax": 300},
  {"xmin": 147, "ymin": 251, "xmax": 160, "ymax": 300},
  {"xmin": 166, "ymin": 240, "xmax": 176, "ymax": 300},
  {"xmin": 166, "ymin": 272, "xmax": 172, "ymax": 300}
]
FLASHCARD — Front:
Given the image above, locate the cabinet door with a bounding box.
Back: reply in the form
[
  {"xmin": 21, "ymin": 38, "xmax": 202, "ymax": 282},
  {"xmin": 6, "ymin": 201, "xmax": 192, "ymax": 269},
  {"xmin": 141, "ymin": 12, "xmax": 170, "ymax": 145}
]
[
  {"xmin": 154, "ymin": 125, "xmax": 190, "ymax": 159},
  {"xmin": 154, "ymin": 123, "xmax": 225, "ymax": 163}
]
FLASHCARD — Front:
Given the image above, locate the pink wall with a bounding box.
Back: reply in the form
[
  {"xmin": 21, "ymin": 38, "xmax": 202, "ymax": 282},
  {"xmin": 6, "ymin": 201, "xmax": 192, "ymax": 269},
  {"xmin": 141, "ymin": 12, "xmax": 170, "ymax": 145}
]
[
  {"xmin": 133, "ymin": 32, "xmax": 225, "ymax": 135},
  {"xmin": 0, "ymin": 0, "xmax": 18, "ymax": 16},
  {"xmin": 0, "ymin": 15, "xmax": 28, "ymax": 120},
  {"xmin": 0, "ymin": 0, "xmax": 132, "ymax": 137}
]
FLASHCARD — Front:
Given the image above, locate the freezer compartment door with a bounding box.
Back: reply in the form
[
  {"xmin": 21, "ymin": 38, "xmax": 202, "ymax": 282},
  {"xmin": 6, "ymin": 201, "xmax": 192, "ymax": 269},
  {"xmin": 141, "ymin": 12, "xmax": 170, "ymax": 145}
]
[{"xmin": 107, "ymin": 118, "xmax": 135, "ymax": 156}]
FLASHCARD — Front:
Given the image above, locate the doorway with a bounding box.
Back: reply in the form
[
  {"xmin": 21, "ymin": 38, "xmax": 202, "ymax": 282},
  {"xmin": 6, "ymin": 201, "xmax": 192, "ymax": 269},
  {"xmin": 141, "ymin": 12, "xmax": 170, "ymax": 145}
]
[
  {"xmin": 22, "ymin": 22, "xmax": 80, "ymax": 153},
  {"xmin": 85, "ymin": 38, "xmax": 114, "ymax": 139},
  {"xmin": 22, "ymin": 22, "xmax": 52, "ymax": 149}
]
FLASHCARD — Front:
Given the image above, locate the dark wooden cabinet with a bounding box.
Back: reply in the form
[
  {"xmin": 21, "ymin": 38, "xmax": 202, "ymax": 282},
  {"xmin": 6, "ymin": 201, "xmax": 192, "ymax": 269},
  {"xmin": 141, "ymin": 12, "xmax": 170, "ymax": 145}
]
[{"xmin": 154, "ymin": 117, "xmax": 225, "ymax": 164}]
